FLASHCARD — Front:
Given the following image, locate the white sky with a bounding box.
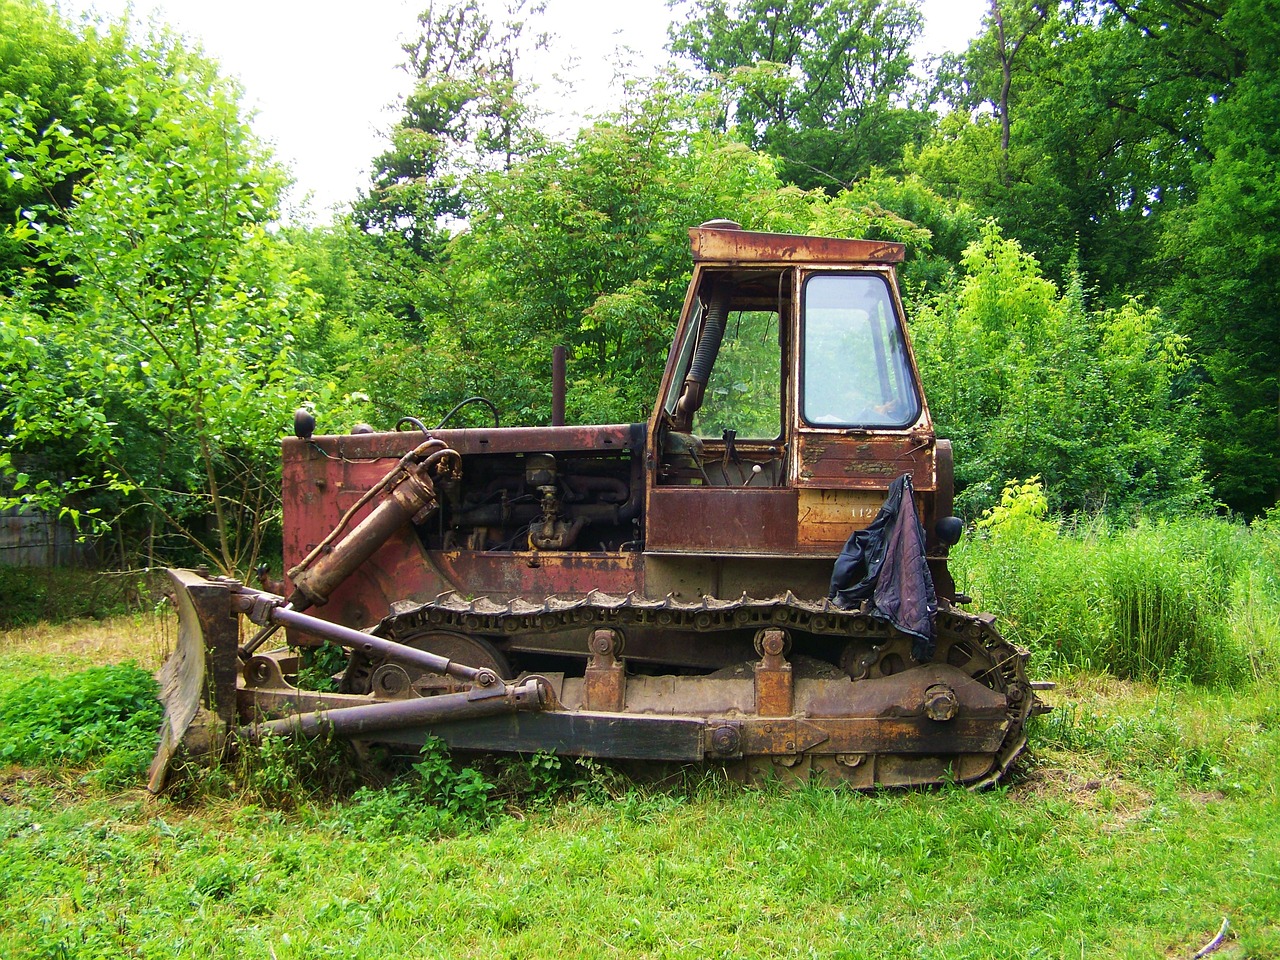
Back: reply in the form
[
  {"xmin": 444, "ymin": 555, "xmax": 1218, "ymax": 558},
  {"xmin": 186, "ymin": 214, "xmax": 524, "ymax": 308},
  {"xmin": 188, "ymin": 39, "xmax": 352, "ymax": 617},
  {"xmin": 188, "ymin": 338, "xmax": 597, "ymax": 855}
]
[{"xmin": 61, "ymin": 0, "xmax": 989, "ymax": 223}]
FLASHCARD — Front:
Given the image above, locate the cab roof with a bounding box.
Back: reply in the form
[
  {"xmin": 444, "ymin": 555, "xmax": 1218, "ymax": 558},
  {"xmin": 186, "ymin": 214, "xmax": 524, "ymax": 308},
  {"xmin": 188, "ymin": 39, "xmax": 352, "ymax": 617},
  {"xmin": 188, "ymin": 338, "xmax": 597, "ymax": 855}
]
[{"xmin": 689, "ymin": 223, "xmax": 906, "ymax": 266}]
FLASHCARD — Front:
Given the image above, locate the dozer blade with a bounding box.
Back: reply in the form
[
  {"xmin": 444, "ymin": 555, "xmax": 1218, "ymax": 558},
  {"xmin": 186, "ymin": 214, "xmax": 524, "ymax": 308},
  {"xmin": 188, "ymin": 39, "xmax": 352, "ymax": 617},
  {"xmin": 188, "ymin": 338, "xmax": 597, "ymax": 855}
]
[
  {"xmin": 148, "ymin": 570, "xmax": 553, "ymax": 793},
  {"xmin": 148, "ymin": 569, "xmax": 240, "ymax": 793}
]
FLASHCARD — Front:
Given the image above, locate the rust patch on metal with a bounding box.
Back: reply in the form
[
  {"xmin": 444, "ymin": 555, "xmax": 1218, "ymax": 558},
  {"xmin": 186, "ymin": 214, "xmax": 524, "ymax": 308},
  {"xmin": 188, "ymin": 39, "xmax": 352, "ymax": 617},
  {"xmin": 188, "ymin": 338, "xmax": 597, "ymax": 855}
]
[
  {"xmin": 690, "ymin": 228, "xmax": 905, "ymax": 265},
  {"xmin": 646, "ymin": 487, "xmax": 798, "ymax": 554},
  {"xmin": 796, "ymin": 433, "xmax": 935, "ymax": 489},
  {"xmin": 284, "ymin": 423, "xmax": 641, "ymax": 463},
  {"xmin": 435, "ymin": 550, "xmax": 643, "ymax": 599}
]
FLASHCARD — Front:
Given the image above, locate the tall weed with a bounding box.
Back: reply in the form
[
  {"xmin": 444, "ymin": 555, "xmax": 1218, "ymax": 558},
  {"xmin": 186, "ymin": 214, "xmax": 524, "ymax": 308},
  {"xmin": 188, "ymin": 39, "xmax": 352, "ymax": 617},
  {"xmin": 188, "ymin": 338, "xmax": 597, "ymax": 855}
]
[
  {"xmin": 953, "ymin": 483, "xmax": 1273, "ymax": 684},
  {"xmin": 1094, "ymin": 520, "xmax": 1249, "ymax": 682},
  {"xmin": 957, "ymin": 481, "xmax": 1105, "ymax": 672},
  {"xmin": 163, "ymin": 730, "xmax": 363, "ymax": 808},
  {"xmin": 1234, "ymin": 509, "xmax": 1280, "ymax": 676}
]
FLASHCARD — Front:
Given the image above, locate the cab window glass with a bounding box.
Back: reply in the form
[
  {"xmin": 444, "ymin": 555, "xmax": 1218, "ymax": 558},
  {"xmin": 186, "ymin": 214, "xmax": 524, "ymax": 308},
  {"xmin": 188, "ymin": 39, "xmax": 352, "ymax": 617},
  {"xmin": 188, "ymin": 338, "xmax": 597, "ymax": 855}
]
[
  {"xmin": 801, "ymin": 274, "xmax": 919, "ymax": 428},
  {"xmin": 662, "ymin": 300, "xmax": 702, "ymax": 418}
]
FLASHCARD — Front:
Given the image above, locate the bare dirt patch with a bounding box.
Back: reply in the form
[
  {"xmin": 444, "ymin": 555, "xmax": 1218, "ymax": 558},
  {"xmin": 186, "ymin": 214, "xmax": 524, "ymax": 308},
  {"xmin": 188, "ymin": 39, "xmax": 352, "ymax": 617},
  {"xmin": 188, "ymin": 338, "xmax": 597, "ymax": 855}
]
[{"xmin": 1014, "ymin": 761, "xmax": 1155, "ymax": 823}]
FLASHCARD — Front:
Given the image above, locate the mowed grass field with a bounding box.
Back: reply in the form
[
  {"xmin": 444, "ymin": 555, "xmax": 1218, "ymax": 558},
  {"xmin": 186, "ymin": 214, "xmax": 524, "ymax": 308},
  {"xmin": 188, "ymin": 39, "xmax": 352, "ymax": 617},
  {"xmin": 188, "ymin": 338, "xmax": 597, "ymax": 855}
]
[{"xmin": 1, "ymin": 602, "xmax": 1278, "ymax": 960}]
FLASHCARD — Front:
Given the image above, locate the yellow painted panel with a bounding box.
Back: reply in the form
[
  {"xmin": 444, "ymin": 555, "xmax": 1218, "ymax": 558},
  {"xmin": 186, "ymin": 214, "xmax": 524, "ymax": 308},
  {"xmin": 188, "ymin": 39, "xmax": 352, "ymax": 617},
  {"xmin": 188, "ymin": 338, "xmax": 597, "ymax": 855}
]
[{"xmin": 797, "ymin": 489, "xmax": 887, "ymax": 547}]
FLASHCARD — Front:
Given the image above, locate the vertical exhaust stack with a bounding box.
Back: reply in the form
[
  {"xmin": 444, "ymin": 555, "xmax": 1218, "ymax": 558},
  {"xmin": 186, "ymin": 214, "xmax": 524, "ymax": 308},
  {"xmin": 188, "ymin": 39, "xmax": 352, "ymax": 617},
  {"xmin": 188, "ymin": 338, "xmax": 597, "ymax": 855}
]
[{"xmin": 552, "ymin": 345, "xmax": 567, "ymax": 427}]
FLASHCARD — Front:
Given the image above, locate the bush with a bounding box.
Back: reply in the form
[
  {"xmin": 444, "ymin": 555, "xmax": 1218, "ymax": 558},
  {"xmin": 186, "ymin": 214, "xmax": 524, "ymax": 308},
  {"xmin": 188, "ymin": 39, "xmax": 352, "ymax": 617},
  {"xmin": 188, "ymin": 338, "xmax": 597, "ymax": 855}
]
[
  {"xmin": 322, "ymin": 743, "xmax": 629, "ymax": 838},
  {"xmin": 323, "ymin": 739, "xmax": 499, "ymax": 838},
  {"xmin": 0, "ymin": 567, "xmax": 148, "ymax": 628}
]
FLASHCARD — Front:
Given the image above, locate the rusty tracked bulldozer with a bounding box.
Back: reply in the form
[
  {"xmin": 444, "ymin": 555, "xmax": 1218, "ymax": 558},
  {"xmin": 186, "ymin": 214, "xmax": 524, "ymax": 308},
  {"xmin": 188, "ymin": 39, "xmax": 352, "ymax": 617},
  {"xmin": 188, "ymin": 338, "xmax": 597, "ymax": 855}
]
[{"xmin": 150, "ymin": 221, "xmax": 1048, "ymax": 793}]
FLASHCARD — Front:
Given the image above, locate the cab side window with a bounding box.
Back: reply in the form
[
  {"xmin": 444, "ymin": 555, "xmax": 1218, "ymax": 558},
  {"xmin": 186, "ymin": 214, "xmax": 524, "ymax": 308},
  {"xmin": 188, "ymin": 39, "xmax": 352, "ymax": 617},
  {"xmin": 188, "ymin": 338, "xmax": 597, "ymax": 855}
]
[{"xmin": 695, "ymin": 308, "xmax": 780, "ymax": 440}]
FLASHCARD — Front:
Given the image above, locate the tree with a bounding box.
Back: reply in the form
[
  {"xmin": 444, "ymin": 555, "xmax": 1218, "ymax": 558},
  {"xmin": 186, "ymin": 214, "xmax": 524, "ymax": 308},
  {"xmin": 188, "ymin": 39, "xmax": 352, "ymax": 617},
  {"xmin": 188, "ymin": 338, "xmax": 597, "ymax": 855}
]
[
  {"xmin": 824, "ymin": 171, "xmax": 984, "ymax": 296},
  {"xmin": 909, "ymin": 0, "xmax": 1278, "ymax": 512},
  {"xmin": 310, "ymin": 77, "xmax": 796, "ymax": 429},
  {"xmin": 387, "ymin": 77, "xmax": 789, "ymax": 424},
  {"xmin": 911, "ymin": 225, "xmax": 1206, "ymax": 517},
  {"xmin": 352, "ymin": 0, "xmax": 547, "ymax": 257},
  {"xmin": 1167, "ymin": 0, "xmax": 1280, "ymax": 514},
  {"xmin": 978, "ymin": 0, "xmax": 1049, "ymax": 162},
  {"xmin": 912, "ymin": 0, "xmax": 1219, "ymax": 295},
  {"xmin": 0, "ymin": 9, "xmax": 306, "ymax": 572},
  {"xmin": 0, "ymin": 0, "xmax": 130, "ymax": 296},
  {"xmin": 670, "ymin": 0, "xmax": 932, "ymax": 191}
]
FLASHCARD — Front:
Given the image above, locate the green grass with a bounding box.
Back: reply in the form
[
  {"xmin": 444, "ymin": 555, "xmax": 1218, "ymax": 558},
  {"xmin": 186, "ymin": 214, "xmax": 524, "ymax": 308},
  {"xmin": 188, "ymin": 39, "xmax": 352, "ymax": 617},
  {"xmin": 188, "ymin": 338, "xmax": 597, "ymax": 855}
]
[{"xmin": 1, "ymin": 708, "xmax": 1278, "ymax": 959}]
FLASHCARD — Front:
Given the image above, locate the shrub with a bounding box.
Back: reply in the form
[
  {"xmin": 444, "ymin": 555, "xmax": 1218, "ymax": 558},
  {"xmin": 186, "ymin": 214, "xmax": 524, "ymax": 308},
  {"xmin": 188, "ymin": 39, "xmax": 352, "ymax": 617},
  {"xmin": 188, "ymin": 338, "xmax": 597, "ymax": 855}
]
[
  {"xmin": 0, "ymin": 568, "xmax": 146, "ymax": 628},
  {"xmin": 325, "ymin": 739, "xmax": 499, "ymax": 838}
]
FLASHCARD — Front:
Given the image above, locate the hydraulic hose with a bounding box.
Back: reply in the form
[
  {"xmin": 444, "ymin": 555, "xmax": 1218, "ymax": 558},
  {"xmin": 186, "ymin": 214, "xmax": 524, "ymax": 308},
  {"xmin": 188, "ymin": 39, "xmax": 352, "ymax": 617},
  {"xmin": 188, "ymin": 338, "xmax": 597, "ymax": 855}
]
[{"xmin": 674, "ymin": 284, "xmax": 732, "ymax": 427}]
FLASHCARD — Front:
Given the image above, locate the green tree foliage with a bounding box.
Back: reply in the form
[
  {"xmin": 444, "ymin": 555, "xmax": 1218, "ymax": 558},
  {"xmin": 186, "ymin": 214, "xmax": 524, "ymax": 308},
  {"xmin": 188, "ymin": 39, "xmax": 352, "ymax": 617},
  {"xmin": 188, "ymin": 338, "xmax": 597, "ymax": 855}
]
[
  {"xmin": 282, "ymin": 222, "xmax": 419, "ymax": 399},
  {"xmin": 1167, "ymin": 0, "xmax": 1280, "ymax": 515},
  {"xmin": 348, "ymin": 78, "xmax": 790, "ymax": 427},
  {"xmin": 288, "ymin": 228, "xmax": 480, "ymax": 432},
  {"xmin": 352, "ymin": 0, "xmax": 547, "ymax": 257},
  {"xmin": 670, "ymin": 0, "xmax": 933, "ymax": 191},
  {"xmin": 0, "ymin": 9, "xmax": 306, "ymax": 572},
  {"xmin": 912, "ymin": 225, "xmax": 1207, "ymax": 517},
  {"xmin": 4, "ymin": 0, "xmax": 1259, "ymax": 566},
  {"xmin": 816, "ymin": 171, "xmax": 984, "ymax": 296},
  {"xmin": 910, "ymin": 1, "xmax": 1201, "ymax": 295},
  {"xmin": 303, "ymin": 37, "xmax": 989, "ymax": 431},
  {"xmin": 933, "ymin": 0, "xmax": 1252, "ymax": 296},
  {"xmin": 0, "ymin": 0, "xmax": 130, "ymax": 295},
  {"xmin": 908, "ymin": 0, "xmax": 1276, "ymax": 514},
  {"xmin": 324, "ymin": 77, "xmax": 980, "ymax": 433}
]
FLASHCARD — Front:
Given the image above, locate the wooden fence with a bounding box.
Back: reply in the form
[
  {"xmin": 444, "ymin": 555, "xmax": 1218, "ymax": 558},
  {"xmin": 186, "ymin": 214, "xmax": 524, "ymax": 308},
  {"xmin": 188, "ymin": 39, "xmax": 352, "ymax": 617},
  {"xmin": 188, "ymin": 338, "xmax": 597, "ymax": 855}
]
[{"xmin": 0, "ymin": 506, "xmax": 88, "ymax": 567}]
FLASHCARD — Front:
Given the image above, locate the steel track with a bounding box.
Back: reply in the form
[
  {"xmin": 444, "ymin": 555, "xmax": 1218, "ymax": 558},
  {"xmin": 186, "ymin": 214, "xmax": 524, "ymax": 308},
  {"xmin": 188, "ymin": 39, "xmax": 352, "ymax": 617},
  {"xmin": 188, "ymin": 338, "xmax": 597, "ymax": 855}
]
[{"xmin": 367, "ymin": 590, "xmax": 1041, "ymax": 784}]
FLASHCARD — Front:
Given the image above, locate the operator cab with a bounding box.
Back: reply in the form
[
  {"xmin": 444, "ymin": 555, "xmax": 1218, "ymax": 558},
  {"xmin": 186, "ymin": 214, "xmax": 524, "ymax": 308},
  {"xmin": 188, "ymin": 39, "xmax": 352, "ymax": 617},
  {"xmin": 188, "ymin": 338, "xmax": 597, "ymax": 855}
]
[
  {"xmin": 644, "ymin": 222, "xmax": 937, "ymax": 560},
  {"xmin": 653, "ymin": 222, "xmax": 927, "ymax": 492}
]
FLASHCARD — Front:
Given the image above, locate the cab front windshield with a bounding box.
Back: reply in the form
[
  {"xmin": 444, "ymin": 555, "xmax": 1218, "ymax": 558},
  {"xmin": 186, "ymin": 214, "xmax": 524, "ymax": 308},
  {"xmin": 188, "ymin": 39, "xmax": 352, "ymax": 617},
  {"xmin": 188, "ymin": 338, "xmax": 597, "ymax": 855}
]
[{"xmin": 801, "ymin": 273, "xmax": 920, "ymax": 428}]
